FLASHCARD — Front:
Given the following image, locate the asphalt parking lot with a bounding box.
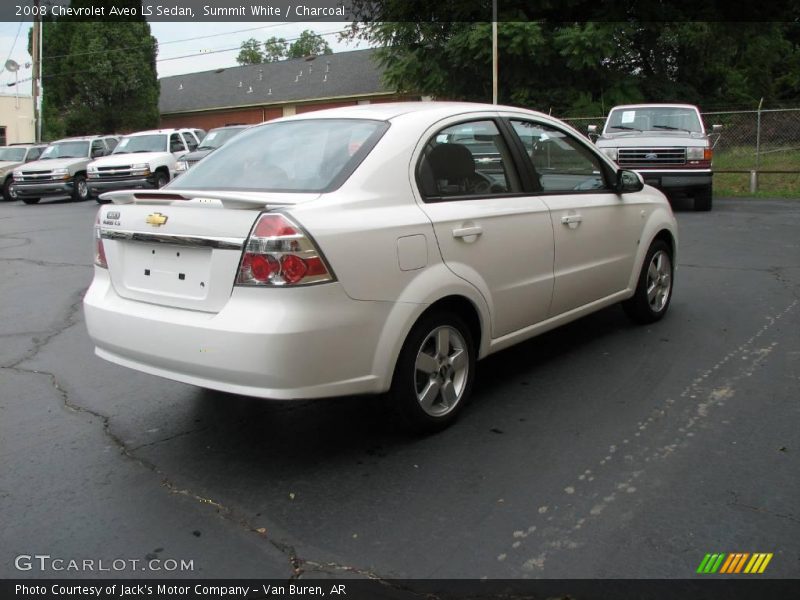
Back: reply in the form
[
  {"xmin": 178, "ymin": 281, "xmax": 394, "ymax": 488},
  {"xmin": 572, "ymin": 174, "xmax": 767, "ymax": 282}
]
[{"xmin": 1, "ymin": 196, "xmax": 798, "ymax": 581}]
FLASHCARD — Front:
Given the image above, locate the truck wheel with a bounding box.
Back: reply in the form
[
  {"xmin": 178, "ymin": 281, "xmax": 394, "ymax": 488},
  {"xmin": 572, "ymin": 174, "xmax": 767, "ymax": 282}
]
[
  {"xmin": 390, "ymin": 311, "xmax": 476, "ymax": 434},
  {"xmin": 22, "ymin": 197, "xmax": 40, "ymax": 205},
  {"xmin": 623, "ymin": 239, "xmax": 674, "ymax": 324},
  {"xmin": 72, "ymin": 174, "xmax": 89, "ymax": 202},
  {"xmin": 694, "ymin": 185, "xmax": 713, "ymax": 211},
  {"xmin": 155, "ymin": 171, "xmax": 168, "ymax": 188},
  {"xmin": 2, "ymin": 177, "xmax": 13, "ymax": 201}
]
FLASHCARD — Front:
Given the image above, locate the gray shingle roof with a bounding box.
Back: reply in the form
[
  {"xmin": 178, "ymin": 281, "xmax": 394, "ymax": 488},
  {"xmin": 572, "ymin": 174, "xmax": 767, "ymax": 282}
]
[{"xmin": 159, "ymin": 48, "xmax": 390, "ymax": 114}]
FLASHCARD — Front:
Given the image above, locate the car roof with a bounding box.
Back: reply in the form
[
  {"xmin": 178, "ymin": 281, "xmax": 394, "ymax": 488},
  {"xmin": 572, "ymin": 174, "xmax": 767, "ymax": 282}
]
[
  {"xmin": 267, "ymin": 101, "xmax": 553, "ymax": 124},
  {"xmin": 124, "ymin": 128, "xmax": 195, "ymax": 137}
]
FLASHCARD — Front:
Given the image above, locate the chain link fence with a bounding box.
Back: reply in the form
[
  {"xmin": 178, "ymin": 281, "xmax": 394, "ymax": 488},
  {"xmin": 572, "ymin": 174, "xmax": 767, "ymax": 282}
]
[{"xmin": 562, "ymin": 108, "xmax": 800, "ymax": 196}]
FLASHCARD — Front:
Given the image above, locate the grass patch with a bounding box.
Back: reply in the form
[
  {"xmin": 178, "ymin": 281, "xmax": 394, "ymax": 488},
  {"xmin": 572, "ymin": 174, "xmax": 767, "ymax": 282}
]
[{"xmin": 714, "ymin": 148, "xmax": 800, "ymax": 197}]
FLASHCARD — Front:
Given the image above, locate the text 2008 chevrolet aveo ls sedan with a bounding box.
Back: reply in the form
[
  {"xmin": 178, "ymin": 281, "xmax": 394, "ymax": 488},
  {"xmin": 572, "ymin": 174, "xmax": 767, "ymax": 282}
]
[{"xmin": 84, "ymin": 102, "xmax": 677, "ymax": 432}]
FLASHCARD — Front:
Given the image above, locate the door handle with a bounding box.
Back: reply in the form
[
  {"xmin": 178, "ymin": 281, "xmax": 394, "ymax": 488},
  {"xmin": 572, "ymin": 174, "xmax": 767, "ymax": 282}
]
[
  {"xmin": 561, "ymin": 214, "xmax": 583, "ymax": 225},
  {"xmin": 452, "ymin": 226, "xmax": 483, "ymax": 239}
]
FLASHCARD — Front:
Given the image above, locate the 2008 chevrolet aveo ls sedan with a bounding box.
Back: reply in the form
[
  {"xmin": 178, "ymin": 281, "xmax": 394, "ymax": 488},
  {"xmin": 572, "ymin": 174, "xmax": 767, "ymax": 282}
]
[{"xmin": 84, "ymin": 102, "xmax": 677, "ymax": 432}]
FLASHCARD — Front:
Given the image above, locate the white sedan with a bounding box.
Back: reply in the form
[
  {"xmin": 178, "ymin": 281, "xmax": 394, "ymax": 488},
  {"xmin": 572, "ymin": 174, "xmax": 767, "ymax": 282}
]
[{"xmin": 84, "ymin": 102, "xmax": 677, "ymax": 432}]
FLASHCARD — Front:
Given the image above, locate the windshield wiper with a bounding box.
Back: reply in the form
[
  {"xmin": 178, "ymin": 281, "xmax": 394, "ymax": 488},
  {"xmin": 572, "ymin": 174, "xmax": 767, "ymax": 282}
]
[
  {"xmin": 196, "ymin": 145, "xmax": 216, "ymax": 151},
  {"xmin": 610, "ymin": 125, "xmax": 641, "ymax": 132},
  {"xmin": 652, "ymin": 125, "xmax": 692, "ymax": 132}
]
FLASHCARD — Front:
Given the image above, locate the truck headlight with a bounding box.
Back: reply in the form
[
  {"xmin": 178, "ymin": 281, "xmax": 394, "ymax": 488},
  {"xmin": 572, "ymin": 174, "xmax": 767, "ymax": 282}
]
[
  {"xmin": 175, "ymin": 160, "xmax": 188, "ymax": 173},
  {"xmin": 13, "ymin": 170, "xmax": 23, "ymax": 180},
  {"xmin": 686, "ymin": 147, "xmax": 704, "ymax": 160},
  {"xmin": 130, "ymin": 163, "xmax": 151, "ymax": 176},
  {"xmin": 52, "ymin": 168, "xmax": 70, "ymax": 180},
  {"xmin": 600, "ymin": 147, "xmax": 618, "ymax": 161}
]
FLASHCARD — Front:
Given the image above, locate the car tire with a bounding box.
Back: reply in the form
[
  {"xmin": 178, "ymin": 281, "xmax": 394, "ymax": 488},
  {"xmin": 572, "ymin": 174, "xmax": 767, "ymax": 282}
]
[
  {"xmin": 72, "ymin": 174, "xmax": 89, "ymax": 202},
  {"xmin": 155, "ymin": 171, "xmax": 168, "ymax": 188},
  {"xmin": 2, "ymin": 176, "xmax": 13, "ymax": 202},
  {"xmin": 623, "ymin": 239, "xmax": 674, "ymax": 324},
  {"xmin": 694, "ymin": 184, "xmax": 713, "ymax": 211},
  {"xmin": 22, "ymin": 197, "xmax": 40, "ymax": 205},
  {"xmin": 390, "ymin": 311, "xmax": 476, "ymax": 434},
  {"xmin": 95, "ymin": 197, "xmax": 110, "ymax": 204}
]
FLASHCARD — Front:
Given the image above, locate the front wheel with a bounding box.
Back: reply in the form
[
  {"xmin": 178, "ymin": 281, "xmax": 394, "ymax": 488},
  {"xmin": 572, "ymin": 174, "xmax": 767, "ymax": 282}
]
[
  {"xmin": 2, "ymin": 177, "xmax": 14, "ymax": 202},
  {"xmin": 22, "ymin": 197, "xmax": 40, "ymax": 205},
  {"xmin": 694, "ymin": 184, "xmax": 713, "ymax": 211},
  {"xmin": 72, "ymin": 174, "xmax": 89, "ymax": 202},
  {"xmin": 390, "ymin": 312, "xmax": 476, "ymax": 434},
  {"xmin": 154, "ymin": 170, "xmax": 168, "ymax": 189},
  {"xmin": 623, "ymin": 240, "xmax": 674, "ymax": 324}
]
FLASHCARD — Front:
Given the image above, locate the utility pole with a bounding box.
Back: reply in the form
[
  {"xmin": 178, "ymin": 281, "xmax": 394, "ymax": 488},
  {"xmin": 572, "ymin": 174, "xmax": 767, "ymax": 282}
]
[
  {"xmin": 492, "ymin": 0, "xmax": 498, "ymax": 104},
  {"xmin": 32, "ymin": 0, "xmax": 41, "ymax": 142}
]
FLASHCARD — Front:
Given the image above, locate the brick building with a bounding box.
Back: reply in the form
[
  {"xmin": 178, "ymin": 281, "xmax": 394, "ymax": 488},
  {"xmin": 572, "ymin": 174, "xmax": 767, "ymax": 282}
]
[{"xmin": 159, "ymin": 48, "xmax": 420, "ymax": 130}]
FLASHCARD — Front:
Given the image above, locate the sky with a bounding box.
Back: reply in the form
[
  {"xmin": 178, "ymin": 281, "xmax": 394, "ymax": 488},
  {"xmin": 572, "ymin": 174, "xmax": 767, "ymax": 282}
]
[{"xmin": 0, "ymin": 20, "xmax": 369, "ymax": 97}]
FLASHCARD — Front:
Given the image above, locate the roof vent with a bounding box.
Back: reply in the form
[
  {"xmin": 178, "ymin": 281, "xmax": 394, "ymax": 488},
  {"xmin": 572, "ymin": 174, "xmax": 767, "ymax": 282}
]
[
  {"xmin": 258, "ymin": 69, "xmax": 263, "ymax": 81},
  {"xmin": 178, "ymin": 83, "xmax": 183, "ymax": 90},
  {"xmin": 268, "ymin": 88, "xmax": 272, "ymax": 95},
  {"xmin": 294, "ymin": 75, "xmax": 299, "ymax": 83},
  {"xmin": 215, "ymin": 68, "xmax": 225, "ymax": 74},
  {"xmin": 323, "ymin": 74, "xmax": 327, "ymax": 82},
  {"xmin": 246, "ymin": 86, "xmax": 253, "ymax": 94},
  {"xmin": 238, "ymin": 81, "xmax": 243, "ymax": 88}
]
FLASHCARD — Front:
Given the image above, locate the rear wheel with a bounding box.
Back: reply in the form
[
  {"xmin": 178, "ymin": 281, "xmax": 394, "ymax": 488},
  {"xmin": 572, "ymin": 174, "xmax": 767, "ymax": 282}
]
[
  {"xmin": 390, "ymin": 311, "xmax": 476, "ymax": 434},
  {"xmin": 22, "ymin": 197, "xmax": 40, "ymax": 205},
  {"xmin": 72, "ymin": 174, "xmax": 88, "ymax": 202},
  {"xmin": 694, "ymin": 184, "xmax": 713, "ymax": 211},
  {"xmin": 623, "ymin": 239, "xmax": 674, "ymax": 324}
]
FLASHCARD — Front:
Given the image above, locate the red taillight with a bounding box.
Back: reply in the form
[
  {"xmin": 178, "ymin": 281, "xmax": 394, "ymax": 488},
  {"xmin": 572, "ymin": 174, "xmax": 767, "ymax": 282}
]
[
  {"xmin": 704, "ymin": 148, "xmax": 713, "ymax": 161},
  {"xmin": 235, "ymin": 213, "xmax": 334, "ymax": 287},
  {"xmin": 94, "ymin": 211, "xmax": 107, "ymax": 269}
]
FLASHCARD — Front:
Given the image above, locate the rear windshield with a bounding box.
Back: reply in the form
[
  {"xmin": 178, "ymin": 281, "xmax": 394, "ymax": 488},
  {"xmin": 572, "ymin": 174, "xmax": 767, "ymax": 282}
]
[
  {"xmin": 40, "ymin": 141, "xmax": 90, "ymax": 159},
  {"xmin": 605, "ymin": 107, "xmax": 703, "ymax": 133},
  {"xmin": 113, "ymin": 134, "xmax": 167, "ymax": 154},
  {"xmin": 173, "ymin": 119, "xmax": 389, "ymax": 193}
]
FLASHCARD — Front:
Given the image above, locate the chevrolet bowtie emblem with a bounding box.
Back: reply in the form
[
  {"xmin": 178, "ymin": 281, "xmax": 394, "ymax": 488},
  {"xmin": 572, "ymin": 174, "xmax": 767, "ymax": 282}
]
[{"xmin": 145, "ymin": 212, "xmax": 168, "ymax": 227}]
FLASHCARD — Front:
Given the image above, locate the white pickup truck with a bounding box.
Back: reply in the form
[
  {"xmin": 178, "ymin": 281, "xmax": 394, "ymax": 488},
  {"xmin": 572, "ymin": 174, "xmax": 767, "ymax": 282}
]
[
  {"xmin": 87, "ymin": 129, "xmax": 200, "ymax": 203},
  {"xmin": 590, "ymin": 104, "xmax": 721, "ymax": 211}
]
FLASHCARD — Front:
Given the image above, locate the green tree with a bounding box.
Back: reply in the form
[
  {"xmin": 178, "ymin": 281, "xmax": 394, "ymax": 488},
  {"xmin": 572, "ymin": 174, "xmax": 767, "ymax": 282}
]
[
  {"xmin": 236, "ymin": 38, "xmax": 264, "ymax": 65},
  {"xmin": 34, "ymin": 0, "xmax": 159, "ymax": 138},
  {"xmin": 287, "ymin": 30, "xmax": 333, "ymax": 59},
  {"xmin": 263, "ymin": 36, "xmax": 287, "ymax": 63}
]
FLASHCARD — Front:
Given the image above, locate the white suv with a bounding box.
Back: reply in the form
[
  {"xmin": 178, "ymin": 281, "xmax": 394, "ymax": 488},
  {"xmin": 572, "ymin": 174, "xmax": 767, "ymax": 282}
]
[
  {"xmin": 87, "ymin": 128, "xmax": 199, "ymax": 203},
  {"xmin": 84, "ymin": 103, "xmax": 677, "ymax": 432}
]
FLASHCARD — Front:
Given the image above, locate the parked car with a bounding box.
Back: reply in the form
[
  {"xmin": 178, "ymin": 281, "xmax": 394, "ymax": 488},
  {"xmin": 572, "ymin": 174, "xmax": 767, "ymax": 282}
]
[
  {"xmin": 12, "ymin": 136, "xmax": 118, "ymax": 204},
  {"xmin": 174, "ymin": 125, "xmax": 249, "ymax": 175},
  {"xmin": 87, "ymin": 129, "xmax": 200, "ymax": 203},
  {"xmin": 0, "ymin": 143, "xmax": 47, "ymax": 201},
  {"xmin": 84, "ymin": 102, "xmax": 678, "ymax": 433},
  {"xmin": 589, "ymin": 104, "xmax": 721, "ymax": 211}
]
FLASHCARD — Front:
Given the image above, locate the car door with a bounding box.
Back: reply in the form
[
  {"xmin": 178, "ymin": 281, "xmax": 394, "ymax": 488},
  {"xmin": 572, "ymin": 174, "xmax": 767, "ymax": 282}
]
[
  {"xmin": 414, "ymin": 118, "xmax": 555, "ymax": 339},
  {"xmin": 507, "ymin": 118, "xmax": 644, "ymax": 317}
]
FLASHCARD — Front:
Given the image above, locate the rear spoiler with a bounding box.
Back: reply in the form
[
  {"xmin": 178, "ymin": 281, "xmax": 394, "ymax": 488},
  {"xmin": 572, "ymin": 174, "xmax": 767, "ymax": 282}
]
[{"xmin": 99, "ymin": 189, "xmax": 317, "ymax": 209}]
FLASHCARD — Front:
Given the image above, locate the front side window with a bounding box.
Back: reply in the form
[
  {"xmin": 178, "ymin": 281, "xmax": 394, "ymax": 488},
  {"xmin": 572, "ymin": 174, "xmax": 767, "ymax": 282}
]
[
  {"xmin": 169, "ymin": 134, "xmax": 186, "ymax": 153},
  {"xmin": 182, "ymin": 132, "xmax": 198, "ymax": 151},
  {"xmin": 417, "ymin": 120, "xmax": 520, "ymax": 199},
  {"xmin": 174, "ymin": 119, "xmax": 388, "ymax": 193},
  {"xmin": 510, "ymin": 120, "xmax": 608, "ymax": 193},
  {"xmin": 0, "ymin": 147, "xmax": 26, "ymax": 161}
]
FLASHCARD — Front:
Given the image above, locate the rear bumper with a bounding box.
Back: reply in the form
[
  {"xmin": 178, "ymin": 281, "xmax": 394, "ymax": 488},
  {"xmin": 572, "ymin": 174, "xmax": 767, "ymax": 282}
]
[
  {"xmin": 635, "ymin": 169, "xmax": 712, "ymax": 191},
  {"xmin": 88, "ymin": 176, "xmax": 156, "ymax": 198},
  {"xmin": 84, "ymin": 270, "xmax": 416, "ymax": 399},
  {"xmin": 12, "ymin": 180, "xmax": 74, "ymax": 199}
]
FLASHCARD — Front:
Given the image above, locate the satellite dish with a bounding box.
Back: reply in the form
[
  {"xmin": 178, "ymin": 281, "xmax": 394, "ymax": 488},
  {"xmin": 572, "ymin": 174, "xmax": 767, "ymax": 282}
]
[{"xmin": 4, "ymin": 59, "xmax": 19, "ymax": 73}]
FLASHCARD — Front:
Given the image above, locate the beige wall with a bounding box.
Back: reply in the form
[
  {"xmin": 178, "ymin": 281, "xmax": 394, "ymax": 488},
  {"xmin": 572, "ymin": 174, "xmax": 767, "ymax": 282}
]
[{"xmin": 0, "ymin": 95, "xmax": 35, "ymax": 145}]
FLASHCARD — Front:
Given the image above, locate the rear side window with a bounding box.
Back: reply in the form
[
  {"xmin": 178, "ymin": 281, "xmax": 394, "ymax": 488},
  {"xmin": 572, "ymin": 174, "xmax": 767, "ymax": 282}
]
[
  {"xmin": 169, "ymin": 134, "xmax": 186, "ymax": 153},
  {"xmin": 174, "ymin": 119, "xmax": 389, "ymax": 193},
  {"xmin": 182, "ymin": 132, "xmax": 198, "ymax": 151},
  {"xmin": 417, "ymin": 120, "xmax": 521, "ymax": 200},
  {"xmin": 510, "ymin": 120, "xmax": 609, "ymax": 193}
]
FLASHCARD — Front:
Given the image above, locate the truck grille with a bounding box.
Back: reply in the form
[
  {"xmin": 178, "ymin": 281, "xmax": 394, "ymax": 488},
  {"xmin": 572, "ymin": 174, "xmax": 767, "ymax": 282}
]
[
  {"xmin": 617, "ymin": 148, "xmax": 686, "ymax": 167},
  {"xmin": 96, "ymin": 166, "xmax": 133, "ymax": 178},
  {"xmin": 17, "ymin": 170, "xmax": 55, "ymax": 182}
]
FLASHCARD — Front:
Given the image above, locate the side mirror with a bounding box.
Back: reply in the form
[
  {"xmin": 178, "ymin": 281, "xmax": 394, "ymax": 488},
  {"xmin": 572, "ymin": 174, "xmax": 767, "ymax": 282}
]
[
  {"xmin": 616, "ymin": 169, "xmax": 644, "ymax": 194},
  {"xmin": 587, "ymin": 124, "xmax": 598, "ymax": 141}
]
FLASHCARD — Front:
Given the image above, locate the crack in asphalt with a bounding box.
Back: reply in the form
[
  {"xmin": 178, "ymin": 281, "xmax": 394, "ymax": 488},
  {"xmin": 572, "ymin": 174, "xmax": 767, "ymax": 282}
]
[
  {"xmin": 0, "ymin": 256, "xmax": 92, "ymax": 269},
  {"xmin": 727, "ymin": 491, "xmax": 800, "ymax": 524}
]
